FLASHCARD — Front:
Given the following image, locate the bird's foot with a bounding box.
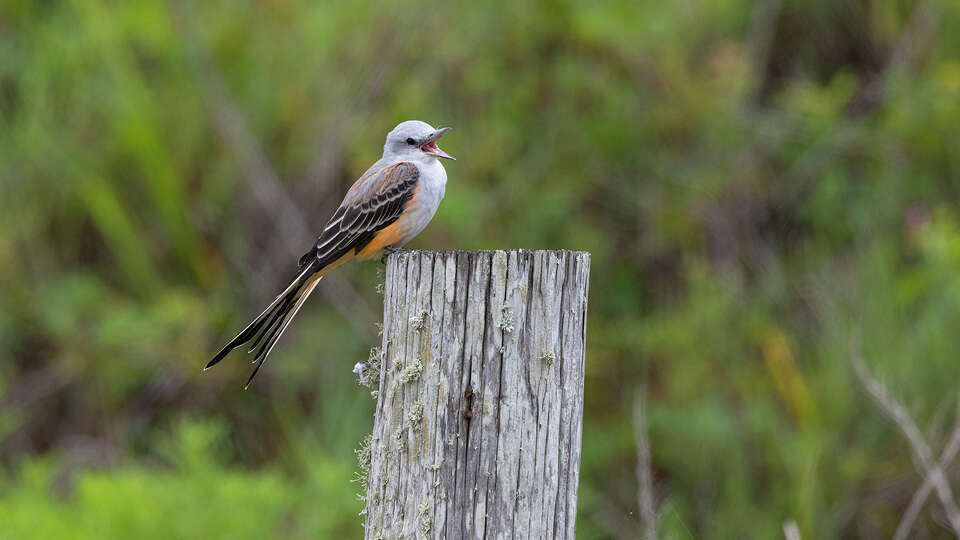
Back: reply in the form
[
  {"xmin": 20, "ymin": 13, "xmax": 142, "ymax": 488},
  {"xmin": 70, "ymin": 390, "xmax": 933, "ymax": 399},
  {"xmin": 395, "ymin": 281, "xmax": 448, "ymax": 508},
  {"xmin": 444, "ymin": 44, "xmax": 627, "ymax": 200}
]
[{"xmin": 380, "ymin": 245, "xmax": 404, "ymax": 265}]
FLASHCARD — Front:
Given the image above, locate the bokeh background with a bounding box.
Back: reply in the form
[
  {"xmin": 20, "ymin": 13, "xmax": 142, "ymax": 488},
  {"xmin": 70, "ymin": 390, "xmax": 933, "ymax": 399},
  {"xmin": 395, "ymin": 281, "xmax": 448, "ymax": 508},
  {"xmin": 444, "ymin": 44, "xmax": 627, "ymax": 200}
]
[{"xmin": 3, "ymin": 0, "xmax": 960, "ymax": 538}]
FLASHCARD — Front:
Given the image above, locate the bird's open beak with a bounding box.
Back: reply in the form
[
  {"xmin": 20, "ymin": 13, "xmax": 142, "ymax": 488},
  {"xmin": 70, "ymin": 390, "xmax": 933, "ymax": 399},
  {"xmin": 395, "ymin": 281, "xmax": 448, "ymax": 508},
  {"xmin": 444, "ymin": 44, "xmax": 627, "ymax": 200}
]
[{"xmin": 421, "ymin": 127, "xmax": 455, "ymax": 160}]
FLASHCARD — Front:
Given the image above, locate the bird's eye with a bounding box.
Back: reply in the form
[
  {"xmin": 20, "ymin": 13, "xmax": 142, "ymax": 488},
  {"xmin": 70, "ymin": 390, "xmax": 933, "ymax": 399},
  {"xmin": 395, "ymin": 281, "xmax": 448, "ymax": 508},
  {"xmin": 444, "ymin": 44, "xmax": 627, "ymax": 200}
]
[{"xmin": 405, "ymin": 138, "xmax": 416, "ymax": 145}]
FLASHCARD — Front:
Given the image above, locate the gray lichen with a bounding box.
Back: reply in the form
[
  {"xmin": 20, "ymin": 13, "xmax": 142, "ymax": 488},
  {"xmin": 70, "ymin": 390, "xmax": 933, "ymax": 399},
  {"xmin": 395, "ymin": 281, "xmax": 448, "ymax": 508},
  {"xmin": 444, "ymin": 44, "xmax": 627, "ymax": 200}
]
[
  {"xmin": 356, "ymin": 346, "xmax": 383, "ymax": 398},
  {"xmin": 399, "ymin": 357, "xmax": 424, "ymax": 384},
  {"xmin": 394, "ymin": 428, "xmax": 406, "ymax": 453},
  {"xmin": 386, "ymin": 356, "xmax": 421, "ymax": 401},
  {"xmin": 409, "ymin": 310, "xmax": 428, "ymax": 332},
  {"xmin": 539, "ymin": 350, "xmax": 556, "ymax": 366},
  {"xmin": 352, "ymin": 434, "xmax": 373, "ymax": 504},
  {"xmin": 408, "ymin": 400, "xmax": 424, "ymax": 429},
  {"xmin": 418, "ymin": 499, "xmax": 432, "ymax": 535},
  {"xmin": 375, "ymin": 268, "xmax": 385, "ymax": 295},
  {"xmin": 499, "ymin": 304, "xmax": 515, "ymax": 333}
]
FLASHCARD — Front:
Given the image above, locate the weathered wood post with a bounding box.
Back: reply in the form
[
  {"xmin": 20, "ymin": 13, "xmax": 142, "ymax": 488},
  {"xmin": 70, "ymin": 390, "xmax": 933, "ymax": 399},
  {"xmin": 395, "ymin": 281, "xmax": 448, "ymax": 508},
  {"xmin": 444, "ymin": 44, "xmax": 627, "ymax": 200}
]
[{"xmin": 362, "ymin": 250, "xmax": 590, "ymax": 539}]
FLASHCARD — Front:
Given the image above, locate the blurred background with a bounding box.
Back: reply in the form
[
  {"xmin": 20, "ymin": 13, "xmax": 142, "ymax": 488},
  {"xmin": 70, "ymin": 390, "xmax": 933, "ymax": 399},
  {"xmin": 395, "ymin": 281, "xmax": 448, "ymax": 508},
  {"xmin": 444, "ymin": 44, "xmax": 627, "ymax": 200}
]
[{"xmin": 2, "ymin": 0, "xmax": 960, "ymax": 538}]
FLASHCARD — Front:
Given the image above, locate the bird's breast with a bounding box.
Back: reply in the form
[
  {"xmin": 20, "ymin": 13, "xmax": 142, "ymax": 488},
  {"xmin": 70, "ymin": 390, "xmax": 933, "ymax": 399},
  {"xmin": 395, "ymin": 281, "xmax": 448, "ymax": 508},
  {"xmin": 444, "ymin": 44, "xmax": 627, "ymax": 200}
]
[
  {"xmin": 395, "ymin": 161, "xmax": 446, "ymax": 241},
  {"xmin": 417, "ymin": 160, "xmax": 447, "ymax": 203}
]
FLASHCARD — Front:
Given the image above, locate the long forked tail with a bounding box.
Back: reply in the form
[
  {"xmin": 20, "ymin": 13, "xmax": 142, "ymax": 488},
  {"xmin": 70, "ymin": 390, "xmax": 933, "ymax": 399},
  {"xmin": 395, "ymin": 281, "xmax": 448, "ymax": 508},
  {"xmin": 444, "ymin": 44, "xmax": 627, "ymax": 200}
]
[{"xmin": 204, "ymin": 263, "xmax": 324, "ymax": 388}]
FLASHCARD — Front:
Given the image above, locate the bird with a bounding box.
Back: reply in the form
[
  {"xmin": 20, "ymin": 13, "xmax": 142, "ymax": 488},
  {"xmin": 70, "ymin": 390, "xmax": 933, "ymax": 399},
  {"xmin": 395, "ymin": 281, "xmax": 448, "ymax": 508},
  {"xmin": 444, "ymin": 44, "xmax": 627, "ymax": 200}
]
[{"xmin": 205, "ymin": 120, "xmax": 454, "ymax": 388}]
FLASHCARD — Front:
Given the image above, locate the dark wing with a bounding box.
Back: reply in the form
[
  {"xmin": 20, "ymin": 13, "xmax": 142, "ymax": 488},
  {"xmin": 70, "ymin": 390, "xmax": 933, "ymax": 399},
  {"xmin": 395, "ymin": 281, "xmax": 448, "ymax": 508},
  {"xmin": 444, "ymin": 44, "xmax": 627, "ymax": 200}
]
[{"xmin": 298, "ymin": 162, "xmax": 419, "ymax": 269}]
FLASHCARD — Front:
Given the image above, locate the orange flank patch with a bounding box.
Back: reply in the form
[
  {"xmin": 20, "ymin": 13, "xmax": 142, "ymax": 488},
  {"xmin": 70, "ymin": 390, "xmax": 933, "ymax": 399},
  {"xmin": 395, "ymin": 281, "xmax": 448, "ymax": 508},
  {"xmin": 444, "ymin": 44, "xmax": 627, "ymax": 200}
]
[
  {"xmin": 356, "ymin": 220, "xmax": 411, "ymax": 260},
  {"xmin": 355, "ymin": 182, "xmax": 421, "ymax": 260}
]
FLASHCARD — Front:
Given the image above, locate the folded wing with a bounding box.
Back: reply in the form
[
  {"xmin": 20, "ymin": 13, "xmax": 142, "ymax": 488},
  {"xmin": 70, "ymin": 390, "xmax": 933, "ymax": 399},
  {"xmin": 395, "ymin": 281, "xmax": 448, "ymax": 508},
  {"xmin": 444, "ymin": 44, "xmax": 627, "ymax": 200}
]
[{"xmin": 298, "ymin": 161, "xmax": 420, "ymax": 268}]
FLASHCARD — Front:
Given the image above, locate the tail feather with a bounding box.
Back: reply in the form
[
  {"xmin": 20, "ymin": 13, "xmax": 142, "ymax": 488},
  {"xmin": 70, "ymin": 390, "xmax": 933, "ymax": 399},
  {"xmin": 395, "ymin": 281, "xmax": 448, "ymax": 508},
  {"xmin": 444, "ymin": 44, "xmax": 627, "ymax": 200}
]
[
  {"xmin": 204, "ymin": 263, "xmax": 317, "ymax": 372},
  {"xmin": 244, "ymin": 275, "xmax": 322, "ymax": 389},
  {"xmin": 250, "ymin": 298, "xmax": 293, "ymax": 361},
  {"xmin": 247, "ymin": 291, "xmax": 298, "ymax": 356}
]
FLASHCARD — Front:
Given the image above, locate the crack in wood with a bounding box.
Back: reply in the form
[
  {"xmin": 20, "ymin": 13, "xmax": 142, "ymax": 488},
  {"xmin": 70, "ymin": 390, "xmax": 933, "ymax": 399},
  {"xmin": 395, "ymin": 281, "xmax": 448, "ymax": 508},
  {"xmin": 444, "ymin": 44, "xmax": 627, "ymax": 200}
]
[{"xmin": 363, "ymin": 250, "xmax": 590, "ymax": 539}]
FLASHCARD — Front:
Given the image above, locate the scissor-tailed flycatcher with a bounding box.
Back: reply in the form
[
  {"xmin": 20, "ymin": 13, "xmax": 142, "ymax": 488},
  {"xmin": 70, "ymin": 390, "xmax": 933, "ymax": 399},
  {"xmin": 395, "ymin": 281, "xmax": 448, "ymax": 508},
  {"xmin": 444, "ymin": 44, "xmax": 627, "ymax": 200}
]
[{"xmin": 205, "ymin": 120, "xmax": 454, "ymax": 387}]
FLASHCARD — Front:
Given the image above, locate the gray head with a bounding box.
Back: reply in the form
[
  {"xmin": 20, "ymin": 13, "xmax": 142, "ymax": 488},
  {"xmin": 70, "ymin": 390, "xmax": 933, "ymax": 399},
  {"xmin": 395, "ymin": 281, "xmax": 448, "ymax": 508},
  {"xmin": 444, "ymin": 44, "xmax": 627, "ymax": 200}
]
[{"xmin": 383, "ymin": 120, "xmax": 455, "ymax": 162}]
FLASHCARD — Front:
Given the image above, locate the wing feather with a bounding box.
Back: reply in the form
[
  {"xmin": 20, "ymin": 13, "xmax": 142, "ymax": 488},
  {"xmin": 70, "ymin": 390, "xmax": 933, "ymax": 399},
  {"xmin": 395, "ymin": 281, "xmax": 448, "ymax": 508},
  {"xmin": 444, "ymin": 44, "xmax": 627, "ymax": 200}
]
[{"xmin": 298, "ymin": 162, "xmax": 420, "ymax": 268}]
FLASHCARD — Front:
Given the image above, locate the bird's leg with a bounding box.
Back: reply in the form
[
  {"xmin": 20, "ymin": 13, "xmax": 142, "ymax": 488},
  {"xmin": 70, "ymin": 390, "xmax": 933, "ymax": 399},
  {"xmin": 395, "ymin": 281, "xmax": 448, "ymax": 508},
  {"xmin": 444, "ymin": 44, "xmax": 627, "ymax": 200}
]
[{"xmin": 380, "ymin": 245, "xmax": 404, "ymax": 265}]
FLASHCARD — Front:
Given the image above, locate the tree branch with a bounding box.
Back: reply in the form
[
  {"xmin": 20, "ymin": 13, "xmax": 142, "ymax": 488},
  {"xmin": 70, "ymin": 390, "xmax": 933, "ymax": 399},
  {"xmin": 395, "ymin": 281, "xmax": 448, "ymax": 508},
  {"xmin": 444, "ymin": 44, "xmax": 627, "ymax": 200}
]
[
  {"xmin": 634, "ymin": 386, "xmax": 658, "ymax": 540},
  {"xmin": 851, "ymin": 350, "xmax": 960, "ymax": 536},
  {"xmin": 894, "ymin": 391, "xmax": 960, "ymax": 540}
]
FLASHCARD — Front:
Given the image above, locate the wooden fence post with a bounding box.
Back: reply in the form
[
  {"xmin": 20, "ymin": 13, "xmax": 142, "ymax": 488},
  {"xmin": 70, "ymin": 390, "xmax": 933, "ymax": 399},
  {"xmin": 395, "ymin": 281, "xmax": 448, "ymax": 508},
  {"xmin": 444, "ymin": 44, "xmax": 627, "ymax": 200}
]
[{"xmin": 362, "ymin": 250, "xmax": 590, "ymax": 539}]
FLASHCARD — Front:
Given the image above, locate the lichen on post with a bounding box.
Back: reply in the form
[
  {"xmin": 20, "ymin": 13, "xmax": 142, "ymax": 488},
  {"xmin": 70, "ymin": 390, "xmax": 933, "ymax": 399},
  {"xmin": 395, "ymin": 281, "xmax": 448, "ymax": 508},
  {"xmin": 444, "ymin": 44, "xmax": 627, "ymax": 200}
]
[{"xmin": 362, "ymin": 250, "xmax": 590, "ymax": 539}]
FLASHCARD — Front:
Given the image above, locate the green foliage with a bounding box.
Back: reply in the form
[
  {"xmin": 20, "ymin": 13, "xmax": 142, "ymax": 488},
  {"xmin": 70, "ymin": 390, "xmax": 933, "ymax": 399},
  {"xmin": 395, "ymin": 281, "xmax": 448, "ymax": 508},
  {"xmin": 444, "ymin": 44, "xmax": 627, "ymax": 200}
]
[
  {"xmin": 2, "ymin": 0, "xmax": 960, "ymax": 537},
  {"xmin": 0, "ymin": 420, "xmax": 359, "ymax": 539}
]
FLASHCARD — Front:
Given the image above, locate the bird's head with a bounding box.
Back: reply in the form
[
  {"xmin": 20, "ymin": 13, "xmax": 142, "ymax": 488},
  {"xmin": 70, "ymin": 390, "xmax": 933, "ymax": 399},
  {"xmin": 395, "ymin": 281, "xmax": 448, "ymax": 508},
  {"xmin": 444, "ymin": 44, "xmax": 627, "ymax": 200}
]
[{"xmin": 384, "ymin": 120, "xmax": 455, "ymax": 162}]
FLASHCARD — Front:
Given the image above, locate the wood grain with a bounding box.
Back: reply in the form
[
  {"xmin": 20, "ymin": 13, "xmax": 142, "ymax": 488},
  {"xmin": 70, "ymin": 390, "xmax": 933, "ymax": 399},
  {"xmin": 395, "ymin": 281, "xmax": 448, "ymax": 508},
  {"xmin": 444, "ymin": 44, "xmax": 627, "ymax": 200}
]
[{"xmin": 364, "ymin": 250, "xmax": 590, "ymax": 539}]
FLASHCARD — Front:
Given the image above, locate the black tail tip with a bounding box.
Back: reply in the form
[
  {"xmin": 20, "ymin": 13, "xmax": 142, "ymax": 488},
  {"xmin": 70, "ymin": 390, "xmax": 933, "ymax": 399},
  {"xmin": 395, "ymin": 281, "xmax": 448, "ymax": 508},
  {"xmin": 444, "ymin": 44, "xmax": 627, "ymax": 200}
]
[{"xmin": 204, "ymin": 349, "xmax": 232, "ymax": 371}]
